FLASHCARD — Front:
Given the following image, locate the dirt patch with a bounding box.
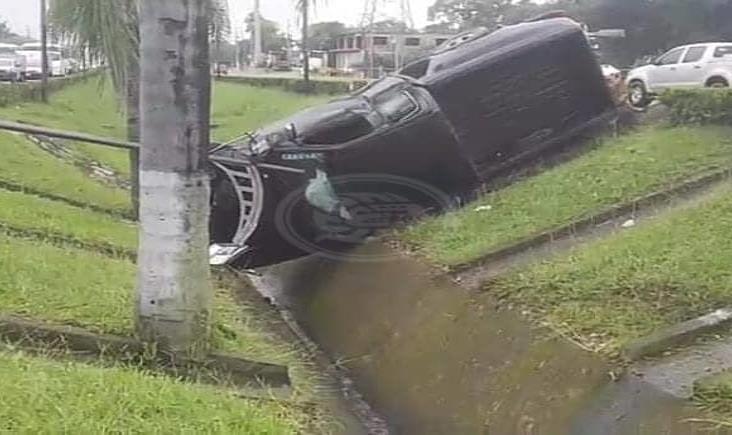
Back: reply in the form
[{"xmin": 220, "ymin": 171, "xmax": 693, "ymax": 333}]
[{"xmin": 27, "ymin": 134, "xmax": 131, "ymax": 191}]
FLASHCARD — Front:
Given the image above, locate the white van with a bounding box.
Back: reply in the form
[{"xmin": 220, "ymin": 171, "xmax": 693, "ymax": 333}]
[{"xmin": 19, "ymin": 43, "xmax": 72, "ymax": 77}]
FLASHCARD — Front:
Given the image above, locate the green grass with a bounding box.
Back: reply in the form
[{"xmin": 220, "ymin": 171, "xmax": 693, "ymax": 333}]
[
  {"xmin": 0, "ymin": 132, "xmax": 130, "ymax": 214},
  {"xmin": 401, "ymin": 126, "xmax": 732, "ymax": 267},
  {"xmin": 0, "ymin": 189, "xmax": 137, "ymax": 250},
  {"xmin": 0, "ymin": 235, "xmax": 134, "ymax": 333},
  {"xmin": 0, "ymin": 350, "xmax": 309, "ymax": 434},
  {"xmin": 0, "ymin": 79, "xmax": 329, "ymax": 177},
  {"xmin": 212, "ymin": 81, "xmax": 330, "ymax": 141},
  {"xmin": 490, "ymin": 183, "xmax": 732, "ymax": 353},
  {"xmin": 0, "ymin": 78, "xmax": 130, "ymax": 176},
  {"xmin": 695, "ymin": 372, "xmax": 732, "ymax": 428},
  {"xmin": 0, "ymin": 234, "xmax": 326, "ymax": 402}
]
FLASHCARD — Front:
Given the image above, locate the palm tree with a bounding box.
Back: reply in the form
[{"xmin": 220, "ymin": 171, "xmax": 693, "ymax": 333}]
[
  {"xmin": 137, "ymin": 0, "xmax": 213, "ymax": 353},
  {"xmin": 50, "ymin": 0, "xmax": 141, "ymax": 216},
  {"xmin": 51, "ymin": 0, "xmax": 227, "ymax": 351},
  {"xmin": 209, "ymin": 0, "xmax": 232, "ymax": 76},
  {"xmin": 295, "ymin": 0, "xmax": 320, "ymax": 88},
  {"xmin": 50, "ymin": 0, "xmax": 229, "ymax": 218}
]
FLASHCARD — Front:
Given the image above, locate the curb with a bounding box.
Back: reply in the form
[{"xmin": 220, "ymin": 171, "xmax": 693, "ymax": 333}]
[
  {"xmin": 0, "ymin": 315, "xmax": 290, "ymax": 388},
  {"xmin": 623, "ymin": 308, "xmax": 732, "ymax": 361},
  {"xmin": 449, "ymin": 166, "xmax": 732, "ymax": 275}
]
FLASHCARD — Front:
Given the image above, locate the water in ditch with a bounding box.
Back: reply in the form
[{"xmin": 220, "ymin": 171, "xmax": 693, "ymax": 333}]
[{"xmin": 252, "ymin": 243, "xmax": 705, "ymax": 434}]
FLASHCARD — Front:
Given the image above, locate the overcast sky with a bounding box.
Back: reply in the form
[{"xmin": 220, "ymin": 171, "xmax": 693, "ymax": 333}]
[{"xmin": 0, "ymin": 0, "xmax": 436, "ymax": 41}]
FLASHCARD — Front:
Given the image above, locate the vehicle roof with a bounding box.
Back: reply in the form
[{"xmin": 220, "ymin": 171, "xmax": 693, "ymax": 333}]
[{"xmin": 671, "ymin": 42, "xmax": 732, "ymax": 49}]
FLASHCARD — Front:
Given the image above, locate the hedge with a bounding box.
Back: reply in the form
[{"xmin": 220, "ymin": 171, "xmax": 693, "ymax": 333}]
[
  {"xmin": 659, "ymin": 88, "xmax": 732, "ymax": 126},
  {"xmin": 215, "ymin": 75, "xmax": 368, "ymax": 95},
  {"xmin": 0, "ymin": 71, "xmax": 103, "ymax": 108}
]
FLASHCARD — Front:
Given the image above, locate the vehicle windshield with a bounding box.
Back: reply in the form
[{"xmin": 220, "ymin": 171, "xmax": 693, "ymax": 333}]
[{"xmin": 49, "ymin": 53, "xmax": 61, "ymax": 61}]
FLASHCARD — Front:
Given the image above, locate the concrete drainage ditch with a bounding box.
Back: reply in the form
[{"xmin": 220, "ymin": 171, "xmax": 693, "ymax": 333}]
[{"xmin": 246, "ymin": 243, "xmax": 719, "ymax": 434}]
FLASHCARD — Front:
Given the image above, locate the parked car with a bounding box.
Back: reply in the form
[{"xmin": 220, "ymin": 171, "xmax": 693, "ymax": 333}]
[
  {"xmin": 627, "ymin": 42, "xmax": 732, "ymax": 109},
  {"xmin": 267, "ymin": 51, "xmax": 292, "ymax": 72},
  {"xmin": 214, "ymin": 63, "xmax": 230, "ymax": 76},
  {"xmin": 209, "ymin": 17, "xmax": 615, "ymax": 268},
  {"xmin": 0, "ymin": 57, "xmax": 24, "ymax": 82}
]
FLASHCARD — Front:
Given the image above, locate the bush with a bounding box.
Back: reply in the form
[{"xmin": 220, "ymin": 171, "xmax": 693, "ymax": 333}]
[
  {"xmin": 659, "ymin": 88, "xmax": 732, "ymax": 125},
  {"xmin": 0, "ymin": 71, "xmax": 102, "ymax": 108},
  {"xmin": 216, "ymin": 75, "xmax": 368, "ymax": 95}
]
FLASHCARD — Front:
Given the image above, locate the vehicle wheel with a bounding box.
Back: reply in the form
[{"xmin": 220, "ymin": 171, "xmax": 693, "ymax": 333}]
[
  {"xmin": 707, "ymin": 78, "xmax": 729, "ymax": 88},
  {"xmin": 628, "ymin": 80, "xmax": 651, "ymax": 110}
]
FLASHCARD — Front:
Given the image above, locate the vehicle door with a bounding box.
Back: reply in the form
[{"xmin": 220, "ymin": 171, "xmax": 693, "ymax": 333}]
[
  {"xmin": 647, "ymin": 47, "xmax": 686, "ymax": 91},
  {"xmin": 710, "ymin": 45, "xmax": 732, "ymax": 72},
  {"xmin": 675, "ymin": 46, "xmax": 709, "ymax": 87}
]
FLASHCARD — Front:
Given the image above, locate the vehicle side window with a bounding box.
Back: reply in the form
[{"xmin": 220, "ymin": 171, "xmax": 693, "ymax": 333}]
[
  {"xmin": 682, "ymin": 46, "xmax": 706, "ymax": 63},
  {"xmin": 657, "ymin": 48, "xmax": 685, "ymax": 65},
  {"xmin": 372, "ymin": 90, "xmax": 418, "ymax": 123},
  {"xmin": 714, "ymin": 46, "xmax": 732, "ymax": 58}
]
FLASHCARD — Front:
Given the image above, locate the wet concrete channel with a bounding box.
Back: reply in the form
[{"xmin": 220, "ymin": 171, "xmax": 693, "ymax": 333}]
[{"xmin": 251, "ymin": 243, "xmax": 714, "ymax": 434}]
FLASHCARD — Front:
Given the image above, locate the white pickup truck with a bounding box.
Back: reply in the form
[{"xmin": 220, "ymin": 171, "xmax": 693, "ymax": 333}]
[{"xmin": 627, "ymin": 42, "xmax": 732, "ymax": 108}]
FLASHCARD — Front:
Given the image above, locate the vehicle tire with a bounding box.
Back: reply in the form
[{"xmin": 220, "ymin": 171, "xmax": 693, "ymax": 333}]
[
  {"xmin": 706, "ymin": 77, "xmax": 729, "ymax": 88},
  {"xmin": 628, "ymin": 80, "xmax": 651, "ymax": 110}
]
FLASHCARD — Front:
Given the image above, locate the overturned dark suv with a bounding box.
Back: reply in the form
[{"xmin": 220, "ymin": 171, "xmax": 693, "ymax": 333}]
[{"xmin": 208, "ymin": 17, "xmax": 615, "ymax": 268}]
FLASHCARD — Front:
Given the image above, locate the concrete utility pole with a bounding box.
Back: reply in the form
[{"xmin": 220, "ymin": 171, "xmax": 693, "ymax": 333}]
[
  {"xmin": 137, "ymin": 0, "xmax": 213, "ymax": 354},
  {"xmin": 40, "ymin": 0, "xmax": 49, "ymax": 103},
  {"xmin": 253, "ymin": 0, "xmax": 263, "ymax": 67}
]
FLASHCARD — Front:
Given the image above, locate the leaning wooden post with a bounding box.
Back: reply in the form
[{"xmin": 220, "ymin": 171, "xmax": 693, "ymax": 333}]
[{"xmin": 136, "ymin": 0, "xmax": 213, "ymax": 354}]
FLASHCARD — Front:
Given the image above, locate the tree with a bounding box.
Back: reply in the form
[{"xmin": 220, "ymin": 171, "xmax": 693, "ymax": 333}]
[
  {"xmin": 297, "ymin": 0, "xmax": 311, "ymax": 85},
  {"xmin": 51, "ymin": 0, "xmax": 226, "ymax": 350},
  {"xmin": 0, "ymin": 19, "xmax": 16, "ymax": 40},
  {"xmin": 371, "ymin": 19, "xmax": 411, "ymax": 33},
  {"xmin": 426, "ymin": 0, "xmax": 732, "ymax": 66},
  {"xmin": 428, "ymin": 0, "xmax": 515, "ymax": 30},
  {"xmin": 208, "ymin": 0, "xmax": 232, "ymax": 74},
  {"xmin": 295, "ymin": 0, "xmax": 324, "ymax": 87},
  {"xmin": 51, "ymin": 0, "xmax": 228, "ymax": 218},
  {"xmin": 51, "ymin": 0, "xmax": 141, "ymax": 215},
  {"xmin": 137, "ymin": 0, "xmax": 212, "ymax": 352},
  {"xmin": 245, "ymin": 13, "xmax": 287, "ymax": 53},
  {"xmin": 308, "ymin": 21, "xmax": 347, "ymax": 50}
]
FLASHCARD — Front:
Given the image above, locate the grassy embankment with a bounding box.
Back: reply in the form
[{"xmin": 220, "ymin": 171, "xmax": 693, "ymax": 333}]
[
  {"xmin": 0, "ymin": 81, "xmax": 331, "ymax": 433},
  {"xmin": 402, "ymin": 126, "xmax": 732, "ymax": 267},
  {"xmin": 0, "ymin": 78, "xmax": 328, "ymax": 177}
]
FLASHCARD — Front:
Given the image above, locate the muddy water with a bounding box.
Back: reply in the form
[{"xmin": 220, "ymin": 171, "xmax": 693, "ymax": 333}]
[{"xmin": 254, "ymin": 244, "xmax": 703, "ymax": 434}]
